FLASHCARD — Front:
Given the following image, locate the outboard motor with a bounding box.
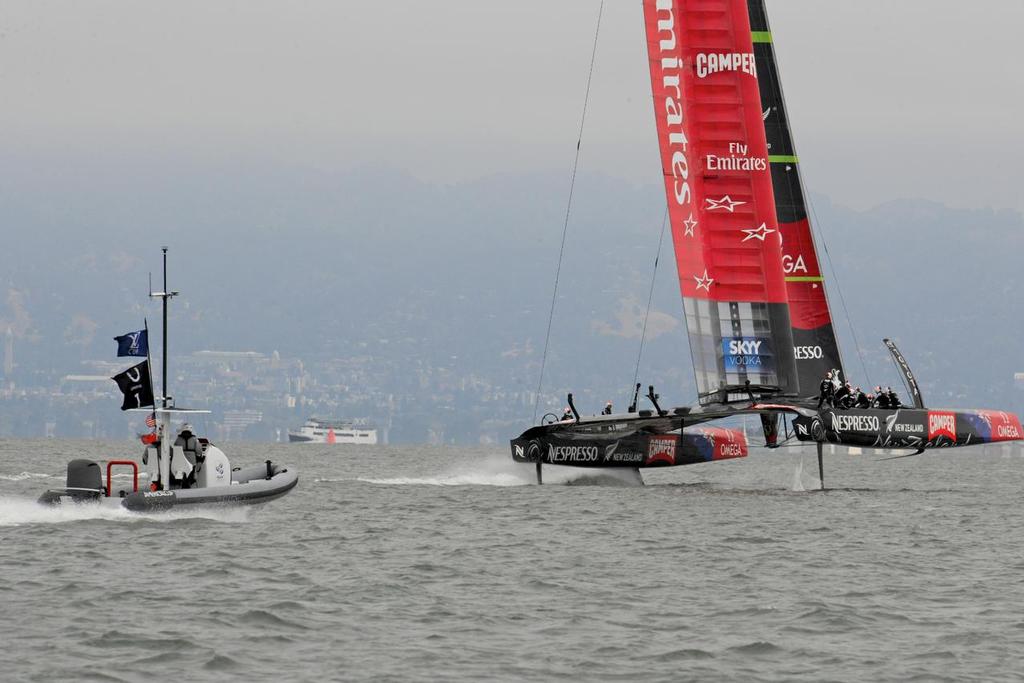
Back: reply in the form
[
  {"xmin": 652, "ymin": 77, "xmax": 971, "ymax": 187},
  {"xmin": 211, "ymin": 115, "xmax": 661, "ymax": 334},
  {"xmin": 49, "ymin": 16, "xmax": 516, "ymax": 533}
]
[
  {"xmin": 38, "ymin": 459, "xmax": 104, "ymax": 505},
  {"xmin": 67, "ymin": 459, "xmax": 103, "ymax": 491}
]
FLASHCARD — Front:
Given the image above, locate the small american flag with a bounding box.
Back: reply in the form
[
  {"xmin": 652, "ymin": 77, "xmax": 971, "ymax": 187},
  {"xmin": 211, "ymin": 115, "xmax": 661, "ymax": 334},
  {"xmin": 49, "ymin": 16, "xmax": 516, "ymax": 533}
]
[{"xmin": 145, "ymin": 414, "xmax": 156, "ymax": 428}]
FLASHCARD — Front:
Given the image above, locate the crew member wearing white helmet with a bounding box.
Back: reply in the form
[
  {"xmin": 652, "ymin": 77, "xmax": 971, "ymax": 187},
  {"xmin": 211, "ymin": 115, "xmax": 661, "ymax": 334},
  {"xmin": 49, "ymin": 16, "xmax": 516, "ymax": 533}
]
[{"xmin": 173, "ymin": 423, "xmax": 202, "ymax": 487}]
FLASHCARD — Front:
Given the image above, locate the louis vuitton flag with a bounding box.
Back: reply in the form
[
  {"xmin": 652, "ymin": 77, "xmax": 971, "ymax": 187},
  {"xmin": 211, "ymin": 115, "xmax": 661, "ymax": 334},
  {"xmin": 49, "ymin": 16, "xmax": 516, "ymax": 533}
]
[
  {"xmin": 114, "ymin": 329, "xmax": 149, "ymax": 357},
  {"xmin": 111, "ymin": 360, "xmax": 155, "ymax": 411}
]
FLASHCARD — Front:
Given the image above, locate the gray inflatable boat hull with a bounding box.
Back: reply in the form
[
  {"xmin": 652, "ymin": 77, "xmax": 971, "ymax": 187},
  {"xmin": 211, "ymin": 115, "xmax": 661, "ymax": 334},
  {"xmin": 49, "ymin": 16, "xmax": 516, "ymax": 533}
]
[
  {"xmin": 121, "ymin": 463, "xmax": 298, "ymax": 511},
  {"xmin": 39, "ymin": 463, "xmax": 297, "ymax": 511}
]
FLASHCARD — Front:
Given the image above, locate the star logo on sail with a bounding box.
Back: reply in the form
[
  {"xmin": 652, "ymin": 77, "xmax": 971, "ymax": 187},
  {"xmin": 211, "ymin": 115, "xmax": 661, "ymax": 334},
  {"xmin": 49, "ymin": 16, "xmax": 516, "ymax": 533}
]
[
  {"xmin": 740, "ymin": 222, "xmax": 776, "ymax": 242},
  {"xmin": 682, "ymin": 213, "xmax": 698, "ymax": 236},
  {"xmin": 693, "ymin": 270, "xmax": 714, "ymax": 292},
  {"xmin": 705, "ymin": 196, "xmax": 745, "ymax": 213}
]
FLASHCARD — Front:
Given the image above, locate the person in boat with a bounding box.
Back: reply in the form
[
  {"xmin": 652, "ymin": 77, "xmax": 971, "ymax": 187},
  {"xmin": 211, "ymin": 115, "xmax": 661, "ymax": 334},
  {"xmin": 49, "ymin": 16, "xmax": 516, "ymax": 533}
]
[
  {"xmin": 854, "ymin": 387, "xmax": 870, "ymax": 408},
  {"xmin": 886, "ymin": 387, "xmax": 902, "ymax": 408},
  {"xmin": 173, "ymin": 423, "xmax": 203, "ymax": 487},
  {"xmin": 817, "ymin": 371, "xmax": 835, "ymax": 409},
  {"xmin": 844, "ymin": 383, "xmax": 857, "ymax": 409},
  {"xmin": 834, "ymin": 382, "xmax": 852, "ymax": 409},
  {"xmin": 602, "ymin": 401, "xmax": 613, "ymax": 415},
  {"xmin": 873, "ymin": 386, "xmax": 890, "ymax": 409},
  {"xmin": 561, "ymin": 407, "xmax": 574, "ymax": 422}
]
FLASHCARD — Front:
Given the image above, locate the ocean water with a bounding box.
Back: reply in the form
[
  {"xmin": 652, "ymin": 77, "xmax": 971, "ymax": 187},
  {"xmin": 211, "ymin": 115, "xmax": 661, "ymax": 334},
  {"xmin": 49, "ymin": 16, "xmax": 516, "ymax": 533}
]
[{"xmin": 2, "ymin": 438, "xmax": 1023, "ymax": 682}]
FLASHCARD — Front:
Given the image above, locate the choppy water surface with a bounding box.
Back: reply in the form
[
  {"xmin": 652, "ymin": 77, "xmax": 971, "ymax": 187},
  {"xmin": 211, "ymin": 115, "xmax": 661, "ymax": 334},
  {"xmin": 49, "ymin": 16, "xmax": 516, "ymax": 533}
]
[{"xmin": 2, "ymin": 438, "xmax": 1024, "ymax": 682}]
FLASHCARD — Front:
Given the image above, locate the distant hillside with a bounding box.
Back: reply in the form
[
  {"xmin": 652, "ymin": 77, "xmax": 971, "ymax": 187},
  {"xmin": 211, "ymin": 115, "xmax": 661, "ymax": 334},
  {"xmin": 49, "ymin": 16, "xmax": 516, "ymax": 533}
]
[{"xmin": 0, "ymin": 157, "xmax": 1020, "ymax": 420}]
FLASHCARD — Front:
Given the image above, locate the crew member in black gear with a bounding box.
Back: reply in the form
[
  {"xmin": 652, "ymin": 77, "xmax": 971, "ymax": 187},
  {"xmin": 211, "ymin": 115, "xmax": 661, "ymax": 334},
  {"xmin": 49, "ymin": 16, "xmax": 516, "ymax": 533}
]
[
  {"xmin": 873, "ymin": 386, "xmax": 890, "ymax": 409},
  {"xmin": 834, "ymin": 382, "xmax": 852, "ymax": 409},
  {"xmin": 886, "ymin": 387, "xmax": 902, "ymax": 408},
  {"xmin": 817, "ymin": 372, "xmax": 835, "ymax": 410},
  {"xmin": 602, "ymin": 401, "xmax": 613, "ymax": 415},
  {"xmin": 854, "ymin": 387, "xmax": 870, "ymax": 408},
  {"xmin": 561, "ymin": 407, "xmax": 574, "ymax": 422}
]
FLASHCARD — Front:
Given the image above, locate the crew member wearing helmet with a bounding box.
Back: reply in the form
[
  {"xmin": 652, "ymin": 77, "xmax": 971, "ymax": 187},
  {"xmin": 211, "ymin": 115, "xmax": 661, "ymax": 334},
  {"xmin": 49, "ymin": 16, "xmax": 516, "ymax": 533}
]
[{"xmin": 173, "ymin": 423, "xmax": 202, "ymax": 487}]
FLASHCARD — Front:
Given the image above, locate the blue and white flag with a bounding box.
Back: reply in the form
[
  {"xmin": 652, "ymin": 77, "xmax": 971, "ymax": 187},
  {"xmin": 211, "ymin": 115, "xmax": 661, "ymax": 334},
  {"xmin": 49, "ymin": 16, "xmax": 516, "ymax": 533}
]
[{"xmin": 114, "ymin": 329, "xmax": 149, "ymax": 357}]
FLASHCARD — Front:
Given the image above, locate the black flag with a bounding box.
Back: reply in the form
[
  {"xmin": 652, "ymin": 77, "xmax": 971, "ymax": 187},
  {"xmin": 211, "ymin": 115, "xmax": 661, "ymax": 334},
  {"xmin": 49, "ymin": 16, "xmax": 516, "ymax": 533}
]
[{"xmin": 112, "ymin": 360, "xmax": 155, "ymax": 411}]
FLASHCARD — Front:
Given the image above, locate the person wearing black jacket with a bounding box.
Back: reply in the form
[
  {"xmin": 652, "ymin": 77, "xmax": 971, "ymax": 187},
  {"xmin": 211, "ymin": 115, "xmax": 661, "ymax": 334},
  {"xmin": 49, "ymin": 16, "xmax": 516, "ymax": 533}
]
[
  {"xmin": 854, "ymin": 387, "xmax": 870, "ymax": 408},
  {"xmin": 834, "ymin": 382, "xmax": 852, "ymax": 409},
  {"xmin": 873, "ymin": 386, "xmax": 890, "ymax": 409},
  {"xmin": 886, "ymin": 387, "xmax": 902, "ymax": 408},
  {"xmin": 817, "ymin": 372, "xmax": 835, "ymax": 409}
]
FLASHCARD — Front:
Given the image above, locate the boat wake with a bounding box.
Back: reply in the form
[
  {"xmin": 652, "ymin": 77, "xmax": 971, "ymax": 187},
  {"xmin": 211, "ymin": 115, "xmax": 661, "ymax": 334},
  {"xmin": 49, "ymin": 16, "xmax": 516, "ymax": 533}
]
[
  {"xmin": 320, "ymin": 456, "xmax": 645, "ymax": 487},
  {"xmin": 0, "ymin": 471, "xmax": 59, "ymax": 482},
  {"xmin": 0, "ymin": 496, "xmax": 251, "ymax": 526},
  {"xmin": 791, "ymin": 461, "xmax": 806, "ymax": 492},
  {"xmin": 791, "ymin": 461, "xmax": 822, "ymax": 492}
]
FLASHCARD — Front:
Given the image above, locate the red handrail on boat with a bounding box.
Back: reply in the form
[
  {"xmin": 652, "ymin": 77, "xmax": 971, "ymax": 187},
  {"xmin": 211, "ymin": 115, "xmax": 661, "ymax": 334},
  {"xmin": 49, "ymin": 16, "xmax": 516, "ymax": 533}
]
[{"xmin": 106, "ymin": 460, "xmax": 139, "ymax": 498}]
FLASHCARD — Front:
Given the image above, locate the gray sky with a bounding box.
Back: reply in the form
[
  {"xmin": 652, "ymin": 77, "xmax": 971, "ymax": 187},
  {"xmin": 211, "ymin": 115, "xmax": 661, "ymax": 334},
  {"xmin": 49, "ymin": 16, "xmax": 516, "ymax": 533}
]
[{"xmin": 2, "ymin": 1, "xmax": 1022, "ymax": 211}]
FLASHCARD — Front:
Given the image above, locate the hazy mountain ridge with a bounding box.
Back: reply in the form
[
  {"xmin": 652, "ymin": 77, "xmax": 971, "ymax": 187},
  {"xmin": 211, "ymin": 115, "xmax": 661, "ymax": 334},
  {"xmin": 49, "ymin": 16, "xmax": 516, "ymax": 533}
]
[{"xmin": 0, "ymin": 160, "xmax": 1020, "ymax": 439}]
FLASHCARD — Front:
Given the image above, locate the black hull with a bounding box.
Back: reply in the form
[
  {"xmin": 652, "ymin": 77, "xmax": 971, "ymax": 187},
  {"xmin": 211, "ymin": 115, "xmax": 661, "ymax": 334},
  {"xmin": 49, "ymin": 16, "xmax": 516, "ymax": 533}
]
[
  {"xmin": 792, "ymin": 408, "xmax": 1023, "ymax": 450},
  {"xmin": 511, "ymin": 417, "xmax": 747, "ymax": 469}
]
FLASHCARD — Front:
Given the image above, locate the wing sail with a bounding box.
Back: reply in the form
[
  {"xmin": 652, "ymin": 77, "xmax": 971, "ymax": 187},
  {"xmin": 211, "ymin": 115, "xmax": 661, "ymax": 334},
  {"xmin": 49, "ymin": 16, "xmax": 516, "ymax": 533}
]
[{"xmin": 643, "ymin": 0, "xmax": 798, "ymax": 404}]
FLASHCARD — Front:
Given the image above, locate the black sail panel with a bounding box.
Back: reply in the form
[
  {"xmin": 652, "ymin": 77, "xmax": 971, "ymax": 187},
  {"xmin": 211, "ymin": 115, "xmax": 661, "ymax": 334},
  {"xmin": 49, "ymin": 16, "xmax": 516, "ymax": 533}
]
[{"xmin": 747, "ymin": 0, "xmax": 845, "ymax": 395}]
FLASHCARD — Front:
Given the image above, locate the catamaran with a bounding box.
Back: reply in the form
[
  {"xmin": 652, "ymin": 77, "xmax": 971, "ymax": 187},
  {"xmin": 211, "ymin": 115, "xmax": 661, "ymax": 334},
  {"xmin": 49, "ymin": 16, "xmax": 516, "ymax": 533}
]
[
  {"xmin": 511, "ymin": 0, "xmax": 1022, "ymax": 486},
  {"xmin": 39, "ymin": 248, "xmax": 298, "ymax": 511}
]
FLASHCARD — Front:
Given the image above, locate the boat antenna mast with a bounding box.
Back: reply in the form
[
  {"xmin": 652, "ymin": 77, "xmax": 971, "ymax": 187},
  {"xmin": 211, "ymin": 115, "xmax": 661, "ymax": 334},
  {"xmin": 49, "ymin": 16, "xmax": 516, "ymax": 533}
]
[{"xmin": 149, "ymin": 247, "xmax": 178, "ymax": 408}]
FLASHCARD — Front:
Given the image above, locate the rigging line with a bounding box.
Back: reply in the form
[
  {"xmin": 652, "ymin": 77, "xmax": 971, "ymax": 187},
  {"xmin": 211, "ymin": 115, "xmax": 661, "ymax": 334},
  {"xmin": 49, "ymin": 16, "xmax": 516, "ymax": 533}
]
[
  {"xmin": 805, "ymin": 194, "xmax": 871, "ymax": 388},
  {"xmin": 630, "ymin": 206, "xmax": 669, "ymax": 401},
  {"xmin": 532, "ymin": 0, "xmax": 605, "ymax": 424}
]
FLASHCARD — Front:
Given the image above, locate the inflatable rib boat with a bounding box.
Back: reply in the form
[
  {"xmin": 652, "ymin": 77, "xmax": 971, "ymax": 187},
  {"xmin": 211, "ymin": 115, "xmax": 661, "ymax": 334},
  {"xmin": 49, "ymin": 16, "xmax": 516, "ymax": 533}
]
[
  {"xmin": 38, "ymin": 249, "xmax": 298, "ymax": 511},
  {"xmin": 39, "ymin": 442, "xmax": 297, "ymax": 512}
]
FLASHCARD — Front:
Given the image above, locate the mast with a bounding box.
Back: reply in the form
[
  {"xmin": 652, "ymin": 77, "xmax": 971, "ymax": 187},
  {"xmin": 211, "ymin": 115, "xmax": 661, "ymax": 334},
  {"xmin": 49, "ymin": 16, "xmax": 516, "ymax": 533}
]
[
  {"xmin": 162, "ymin": 247, "xmax": 168, "ymax": 408},
  {"xmin": 150, "ymin": 247, "xmax": 178, "ymax": 408}
]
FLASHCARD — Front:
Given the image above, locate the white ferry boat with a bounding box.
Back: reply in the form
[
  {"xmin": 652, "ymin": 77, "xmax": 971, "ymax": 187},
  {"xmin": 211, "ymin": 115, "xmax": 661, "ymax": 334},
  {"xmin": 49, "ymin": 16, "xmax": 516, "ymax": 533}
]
[{"xmin": 288, "ymin": 418, "xmax": 378, "ymax": 445}]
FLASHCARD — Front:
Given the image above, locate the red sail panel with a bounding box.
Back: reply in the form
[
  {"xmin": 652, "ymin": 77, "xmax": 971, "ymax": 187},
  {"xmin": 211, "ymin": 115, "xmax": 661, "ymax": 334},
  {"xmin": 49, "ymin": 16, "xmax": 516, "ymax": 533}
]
[
  {"xmin": 644, "ymin": 0, "xmax": 788, "ymax": 305},
  {"xmin": 644, "ymin": 0, "xmax": 799, "ymax": 403},
  {"xmin": 779, "ymin": 218, "xmax": 830, "ymax": 329}
]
